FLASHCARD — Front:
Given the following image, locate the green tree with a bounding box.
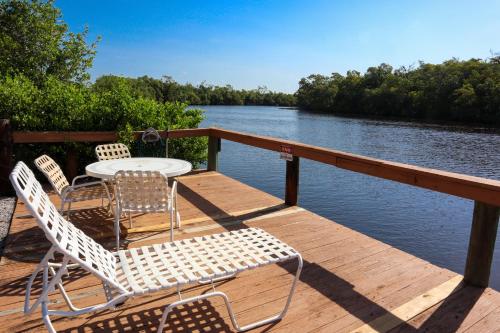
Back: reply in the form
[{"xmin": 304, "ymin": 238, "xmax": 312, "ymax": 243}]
[
  {"xmin": 93, "ymin": 74, "xmax": 296, "ymax": 107},
  {"xmin": 0, "ymin": 0, "xmax": 99, "ymax": 83},
  {"xmin": 295, "ymin": 57, "xmax": 500, "ymax": 126}
]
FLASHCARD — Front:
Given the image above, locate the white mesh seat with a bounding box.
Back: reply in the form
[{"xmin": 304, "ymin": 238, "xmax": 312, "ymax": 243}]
[
  {"xmin": 95, "ymin": 143, "xmax": 131, "ymax": 161},
  {"xmin": 10, "ymin": 162, "xmax": 302, "ymax": 333},
  {"xmin": 114, "ymin": 170, "xmax": 180, "ymax": 249},
  {"xmin": 115, "ymin": 228, "xmax": 297, "ymax": 294},
  {"xmin": 34, "ymin": 155, "xmax": 112, "ymax": 218}
]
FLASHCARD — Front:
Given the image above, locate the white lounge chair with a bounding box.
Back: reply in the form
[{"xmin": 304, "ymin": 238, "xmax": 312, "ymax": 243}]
[
  {"xmin": 10, "ymin": 161, "xmax": 303, "ymax": 333},
  {"xmin": 95, "ymin": 143, "xmax": 131, "ymax": 161},
  {"xmin": 114, "ymin": 170, "xmax": 180, "ymax": 249},
  {"xmin": 34, "ymin": 155, "xmax": 112, "ymax": 219}
]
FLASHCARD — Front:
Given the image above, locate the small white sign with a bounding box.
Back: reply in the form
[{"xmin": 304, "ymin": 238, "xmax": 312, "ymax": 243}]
[{"xmin": 280, "ymin": 145, "xmax": 293, "ymax": 161}]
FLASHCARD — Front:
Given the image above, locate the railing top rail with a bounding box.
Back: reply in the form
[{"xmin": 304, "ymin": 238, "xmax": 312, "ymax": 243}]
[
  {"xmin": 208, "ymin": 127, "xmax": 500, "ymax": 206},
  {"xmin": 11, "ymin": 128, "xmax": 210, "ymax": 143}
]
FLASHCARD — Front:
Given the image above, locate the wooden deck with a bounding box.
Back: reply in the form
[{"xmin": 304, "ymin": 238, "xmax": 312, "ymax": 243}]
[{"xmin": 1, "ymin": 171, "xmax": 499, "ymax": 332}]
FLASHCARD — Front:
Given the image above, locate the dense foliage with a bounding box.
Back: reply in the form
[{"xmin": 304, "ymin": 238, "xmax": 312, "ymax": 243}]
[
  {"xmin": 0, "ymin": 0, "xmax": 206, "ymax": 170},
  {"xmin": 93, "ymin": 75, "xmax": 296, "ymax": 107},
  {"xmin": 0, "ymin": 0, "xmax": 98, "ymax": 84},
  {"xmin": 296, "ymin": 57, "xmax": 500, "ymax": 125},
  {"xmin": 0, "ymin": 74, "xmax": 206, "ymax": 168}
]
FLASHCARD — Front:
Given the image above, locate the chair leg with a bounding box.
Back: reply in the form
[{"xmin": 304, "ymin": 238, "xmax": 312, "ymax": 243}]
[
  {"xmin": 49, "ymin": 265, "xmax": 80, "ymax": 312},
  {"xmin": 24, "ymin": 247, "xmax": 55, "ymax": 315},
  {"xmin": 103, "ymin": 182, "xmax": 114, "ymax": 215},
  {"xmin": 59, "ymin": 201, "xmax": 65, "ymax": 216},
  {"xmin": 40, "ymin": 254, "xmax": 57, "ymax": 333},
  {"xmin": 41, "ymin": 301, "xmax": 57, "ymax": 333},
  {"xmin": 66, "ymin": 202, "xmax": 72, "ymax": 221},
  {"xmin": 169, "ymin": 208, "xmax": 174, "ymax": 242},
  {"xmin": 128, "ymin": 212, "xmax": 132, "ymax": 228},
  {"xmin": 157, "ymin": 256, "xmax": 303, "ymax": 332},
  {"xmin": 115, "ymin": 213, "xmax": 121, "ymax": 250}
]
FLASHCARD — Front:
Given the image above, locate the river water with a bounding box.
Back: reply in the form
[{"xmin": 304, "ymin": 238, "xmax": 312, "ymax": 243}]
[{"xmin": 199, "ymin": 105, "xmax": 500, "ymax": 290}]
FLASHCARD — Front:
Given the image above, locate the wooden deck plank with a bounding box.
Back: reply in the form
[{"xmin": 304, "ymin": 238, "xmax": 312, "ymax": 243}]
[
  {"xmin": 462, "ymin": 306, "xmax": 500, "ymax": 333},
  {"xmin": 0, "ymin": 171, "xmax": 499, "ymax": 332},
  {"xmin": 350, "ymin": 275, "xmax": 464, "ymax": 333},
  {"xmin": 387, "ymin": 287, "xmax": 500, "ymax": 332}
]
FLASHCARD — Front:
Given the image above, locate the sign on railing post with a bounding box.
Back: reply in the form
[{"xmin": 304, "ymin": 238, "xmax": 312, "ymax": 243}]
[{"xmin": 280, "ymin": 145, "xmax": 293, "ymax": 161}]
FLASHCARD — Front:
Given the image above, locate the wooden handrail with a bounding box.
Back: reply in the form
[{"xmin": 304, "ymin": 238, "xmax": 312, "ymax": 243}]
[
  {"xmin": 209, "ymin": 127, "xmax": 500, "ymax": 207},
  {"xmin": 11, "ymin": 128, "xmax": 210, "ymax": 143},
  {"xmin": 12, "ymin": 131, "xmax": 117, "ymax": 143}
]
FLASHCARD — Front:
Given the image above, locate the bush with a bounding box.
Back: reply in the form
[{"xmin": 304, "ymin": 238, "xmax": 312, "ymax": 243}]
[{"xmin": 0, "ymin": 74, "xmax": 207, "ymax": 172}]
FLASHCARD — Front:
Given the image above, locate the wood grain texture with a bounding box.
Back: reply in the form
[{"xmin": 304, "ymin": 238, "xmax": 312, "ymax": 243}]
[
  {"xmin": 11, "ymin": 128, "xmax": 210, "ymax": 143},
  {"xmin": 0, "ymin": 171, "xmax": 498, "ymax": 332},
  {"xmin": 350, "ymin": 275, "xmax": 464, "ymax": 333}
]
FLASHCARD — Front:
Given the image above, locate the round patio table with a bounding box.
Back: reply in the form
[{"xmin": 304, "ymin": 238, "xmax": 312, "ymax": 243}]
[{"xmin": 86, "ymin": 157, "xmax": 192, "ymax": 180}]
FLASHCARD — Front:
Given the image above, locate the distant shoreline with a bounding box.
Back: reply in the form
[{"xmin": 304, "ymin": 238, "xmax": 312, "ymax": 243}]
[
  {"xmin": 195, "ymin": 104, "xmax": 500, "ymax": 133},
  {"xmin": 296, "ymin": 109, "xmax": 500, "ymax": 132}
]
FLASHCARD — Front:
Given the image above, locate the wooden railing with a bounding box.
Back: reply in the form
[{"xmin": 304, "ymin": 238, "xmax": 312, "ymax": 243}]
[
  {"xmin": 11, "ymin": 127, "xmax": 210, "ymax": 143},
  {"xmin": 5, "ymin": 126, "xmax": 209, "ymax": 180},
  {"xmin": 1, "ymin": 120, "xmax": 499, "ymax": 288}
]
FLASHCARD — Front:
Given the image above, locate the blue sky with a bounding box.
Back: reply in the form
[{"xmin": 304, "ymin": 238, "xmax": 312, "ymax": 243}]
[{"xmin": 57, "ymin": 0, "xmax": 500, "ymax": 93}]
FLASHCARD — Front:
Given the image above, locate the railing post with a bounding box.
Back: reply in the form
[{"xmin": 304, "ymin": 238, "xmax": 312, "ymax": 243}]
[
  {"xmin": 207, "ymin": 136, "xmax": 221, "ymax": 171},
  {"xmin": 65, "ymin": 148, "xmax": 78, "ymax": 182},
  {"xmin": 0, "ymin": 119, "xmax": 14, "ymax": 195},
  {"xmin": 464, "ymin": 201, "xmax": 500, "ymax": 287},
  {"xmin": 285, "ymin": 156, "xmax": 299, "ymax": 206}
]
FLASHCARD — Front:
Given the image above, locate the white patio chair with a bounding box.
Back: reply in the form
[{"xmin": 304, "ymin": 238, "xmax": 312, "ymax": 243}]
[
  {"xmin": 34, "ymin": 155, "xmax": 112, "ymax": 219},
  {"xmin": 113, "ymin": 170, "xmax": 180, "ymax": 249},
  {"xmin": 95, "ymin": 143, "xmax": 131, "ymax": 161},
  {"xmin": 10, "ymin": 161, "xmax": 303, "ymax": 333}
]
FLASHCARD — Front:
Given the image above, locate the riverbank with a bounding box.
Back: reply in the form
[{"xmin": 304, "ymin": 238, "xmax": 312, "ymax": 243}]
[{"xmin": 296, "ymin": 108, "xmax": 500, "ymax": 133}]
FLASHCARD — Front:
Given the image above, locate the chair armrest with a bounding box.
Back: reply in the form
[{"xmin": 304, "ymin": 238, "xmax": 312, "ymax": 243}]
[
  {"xmin": 68, "ymin": 180, "xmax": 107, "ymax": 191},
  {"xmin": 71, "ymin": 174, "xmax": 94, "ymax": 186}
]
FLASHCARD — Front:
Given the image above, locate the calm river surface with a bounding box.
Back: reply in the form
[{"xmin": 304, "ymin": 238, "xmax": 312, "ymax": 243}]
[{"xmin": 199, "ymin": 105, "xmax": 500, "ymax": 290}]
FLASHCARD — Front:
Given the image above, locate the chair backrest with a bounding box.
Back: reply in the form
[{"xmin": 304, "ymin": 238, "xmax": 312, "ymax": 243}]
[
  {"xmin": 95, "ymin": 143, "xmax": 131, "ymax": 161},
  {"xmin": 34, "ymin": 155, "xmax": 69, "ymax": 197},
  {"xmin": 9, "ymin": 162, "xmax": 124, "ymax": 291},
  {"xmin": 114, "ymin": 170, "xmax": 170, "ymax": 213}
]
